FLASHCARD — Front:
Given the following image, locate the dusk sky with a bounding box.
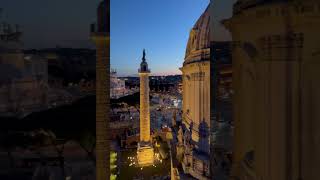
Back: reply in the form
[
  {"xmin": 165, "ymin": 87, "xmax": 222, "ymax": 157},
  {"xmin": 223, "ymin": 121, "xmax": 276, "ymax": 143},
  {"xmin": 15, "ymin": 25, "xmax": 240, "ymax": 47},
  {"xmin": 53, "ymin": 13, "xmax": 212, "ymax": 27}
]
[
  {"xmin": 1, "ymin": 0, "xmax": 235, "ymax": 76},
  {"xmin": 1, "ymin": 0, "xmax": 100, "ymax": 49},
  {"xmin": 111, "ymin": 0, "xmax": 210, "ymax": 76}
]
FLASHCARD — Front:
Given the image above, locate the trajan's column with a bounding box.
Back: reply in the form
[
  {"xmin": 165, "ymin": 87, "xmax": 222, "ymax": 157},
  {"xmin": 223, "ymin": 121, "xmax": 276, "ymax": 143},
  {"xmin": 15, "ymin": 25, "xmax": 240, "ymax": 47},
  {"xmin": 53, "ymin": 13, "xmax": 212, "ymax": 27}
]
[
  {"xmin": 91, "ymin": 0, "xmax": 110, "ymax": 179},
  {"xmin": 137, "ymin": 49, "xmax": 154, "ymax": 166}
]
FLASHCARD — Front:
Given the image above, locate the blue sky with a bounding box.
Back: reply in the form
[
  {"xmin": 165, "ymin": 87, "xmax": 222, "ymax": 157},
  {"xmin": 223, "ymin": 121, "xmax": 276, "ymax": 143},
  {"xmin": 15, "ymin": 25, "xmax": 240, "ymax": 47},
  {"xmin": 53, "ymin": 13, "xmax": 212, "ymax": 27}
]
[
  {"xmin": 2, "ymin": 0, "xmax": 235, "ymax": 76},
  {"xmin": 111, "ymin": 0, "xmax": 210, "ymax": 76}
]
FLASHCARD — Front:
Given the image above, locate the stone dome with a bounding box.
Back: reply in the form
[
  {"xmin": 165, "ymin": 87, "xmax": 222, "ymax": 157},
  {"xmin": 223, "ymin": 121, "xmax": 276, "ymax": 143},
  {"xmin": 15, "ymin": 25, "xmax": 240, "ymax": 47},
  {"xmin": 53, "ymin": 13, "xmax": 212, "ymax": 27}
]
[{"xmin": 184, "ymin": 5, "xmax": 211, "ymax": 65}]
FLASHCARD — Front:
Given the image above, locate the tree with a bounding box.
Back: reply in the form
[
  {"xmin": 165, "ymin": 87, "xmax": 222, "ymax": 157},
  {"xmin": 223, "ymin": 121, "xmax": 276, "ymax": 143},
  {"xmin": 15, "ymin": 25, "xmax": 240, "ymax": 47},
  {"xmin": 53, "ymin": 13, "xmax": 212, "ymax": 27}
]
[
  {"xmin": 76, "ymin": 130, "xmax": 96, "ymax": 163},
  {"xmin": 0, "ymin": 132, "xmax": 32, "ymax": 172}
]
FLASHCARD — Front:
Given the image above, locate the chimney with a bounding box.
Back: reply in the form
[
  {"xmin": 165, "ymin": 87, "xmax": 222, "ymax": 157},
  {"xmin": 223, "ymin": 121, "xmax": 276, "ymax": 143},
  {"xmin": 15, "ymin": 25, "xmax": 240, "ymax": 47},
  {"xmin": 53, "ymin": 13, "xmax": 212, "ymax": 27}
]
[{"xmin": 90, "ymin": 23, "xmax": 96, "ymax": 33}]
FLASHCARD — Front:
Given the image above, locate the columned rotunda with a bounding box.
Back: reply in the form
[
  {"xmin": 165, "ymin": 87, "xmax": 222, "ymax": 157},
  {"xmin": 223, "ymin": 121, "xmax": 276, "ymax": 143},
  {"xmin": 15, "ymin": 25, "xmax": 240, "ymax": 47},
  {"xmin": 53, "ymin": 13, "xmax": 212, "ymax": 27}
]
[
  {"xmin": 223, "ymin": 0, "xmax": 320, "ymax": 179},
  {"xmin": 180, "ymin": 4, "xmax": 211, "ymax": 180}
]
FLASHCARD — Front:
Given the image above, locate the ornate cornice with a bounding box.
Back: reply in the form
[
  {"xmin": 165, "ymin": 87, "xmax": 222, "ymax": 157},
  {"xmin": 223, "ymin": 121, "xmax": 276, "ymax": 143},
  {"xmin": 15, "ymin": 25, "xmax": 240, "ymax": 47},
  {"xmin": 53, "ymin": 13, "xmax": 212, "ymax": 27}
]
[{"xmin": 232, "ymin": 0, "xmax": 320, "ymax": 17}]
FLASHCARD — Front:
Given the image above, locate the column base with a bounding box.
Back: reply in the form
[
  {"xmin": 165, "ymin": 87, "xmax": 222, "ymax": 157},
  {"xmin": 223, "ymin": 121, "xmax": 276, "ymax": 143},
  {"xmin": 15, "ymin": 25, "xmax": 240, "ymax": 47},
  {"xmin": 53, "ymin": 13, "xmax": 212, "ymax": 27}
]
[{"xmin": 137, "ymin": 142, "xmax": 154, "ymax": 167}]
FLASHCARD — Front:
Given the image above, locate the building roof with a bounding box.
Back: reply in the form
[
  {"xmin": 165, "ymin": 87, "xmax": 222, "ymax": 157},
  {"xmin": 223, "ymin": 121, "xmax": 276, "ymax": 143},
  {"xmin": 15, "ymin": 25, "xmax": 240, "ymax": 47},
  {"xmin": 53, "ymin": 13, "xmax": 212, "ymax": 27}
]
[
  {"xmin": 0, "ymin": 39, "xmax": 23, "ymax": 53},
  {"xmin": 184, "ymin": 4, "xmax": 211, "ymax": 65}
]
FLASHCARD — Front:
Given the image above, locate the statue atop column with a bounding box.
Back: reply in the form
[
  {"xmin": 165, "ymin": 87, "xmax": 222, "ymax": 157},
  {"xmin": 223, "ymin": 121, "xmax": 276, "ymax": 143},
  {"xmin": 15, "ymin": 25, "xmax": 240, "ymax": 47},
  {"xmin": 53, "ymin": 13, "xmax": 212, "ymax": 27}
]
[
  {"xmin": 139, "ymin": 49, "xmax": 149, "ymax": 73},
  {"xmin": 142, "ymin": 49, "xmax": 146, "ymax": 62}
]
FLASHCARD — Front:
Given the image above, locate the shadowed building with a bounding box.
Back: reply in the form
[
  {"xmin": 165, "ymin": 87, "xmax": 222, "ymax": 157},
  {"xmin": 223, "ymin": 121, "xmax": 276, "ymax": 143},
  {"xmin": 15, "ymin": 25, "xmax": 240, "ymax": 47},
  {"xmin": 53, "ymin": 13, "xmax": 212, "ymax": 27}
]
[
  {"xmin": 0, "ymin": 11, "xmax": 48, "ymax": 117},
  {"xmin": 209, "ymin": 41, "xmax": 233, "ymax": 179},
  {"xmin": 223, "ymin": 0, "xmax": 320, "ymax": 179},
  {"xmin": 137, "ymin": 49, "xmax": 154, "ymax": 166},
  {"xmin": 91, "ymin": 0, "xmax": 110, "ymax": 179}
]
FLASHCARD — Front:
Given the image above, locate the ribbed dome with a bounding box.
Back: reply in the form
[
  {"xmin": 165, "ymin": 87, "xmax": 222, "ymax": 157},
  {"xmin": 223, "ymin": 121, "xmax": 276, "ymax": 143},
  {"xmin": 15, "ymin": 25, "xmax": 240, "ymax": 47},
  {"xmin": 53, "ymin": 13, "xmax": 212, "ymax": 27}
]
[{"xmin": 184, "ymin": 5, "xmax": 211, "ymax": 65}]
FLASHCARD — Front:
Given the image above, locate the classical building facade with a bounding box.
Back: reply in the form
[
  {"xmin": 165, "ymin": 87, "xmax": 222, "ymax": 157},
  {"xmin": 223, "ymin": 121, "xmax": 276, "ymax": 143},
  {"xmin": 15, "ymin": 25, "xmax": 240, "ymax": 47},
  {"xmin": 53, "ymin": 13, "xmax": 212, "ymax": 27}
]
[
  {"xmin": 110, "ymin": 69, "xmax": 126, "ymax": 99},
  {"xmin": 0, "ymin": 15, "xmax": 48, "ymax": 117},
  {"xmin": 137, "ymin": 49, "xmax": 154, "ymax": 166},
  {"xmin": 223, "ymin": 0, "xmax": 320, "ymax": 180},
  {"xmin": 91, "ymin": 0, "xmax": 110, "ymax": 179},
  {"xmin": 180, "ymin": 4, "xmax": 211, "ymax": 180}
]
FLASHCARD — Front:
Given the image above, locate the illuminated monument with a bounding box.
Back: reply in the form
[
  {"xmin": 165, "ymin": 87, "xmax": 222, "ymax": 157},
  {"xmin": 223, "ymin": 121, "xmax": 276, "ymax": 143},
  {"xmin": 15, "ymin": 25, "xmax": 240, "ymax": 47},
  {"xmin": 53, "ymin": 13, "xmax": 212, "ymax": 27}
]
[
  {"xmin": 137, "ymin": 49, "xmax": 154, "ymax": 166},
  {"xmin": 91, "ymin": 0, "xmax": 110, "ymax": 179}
]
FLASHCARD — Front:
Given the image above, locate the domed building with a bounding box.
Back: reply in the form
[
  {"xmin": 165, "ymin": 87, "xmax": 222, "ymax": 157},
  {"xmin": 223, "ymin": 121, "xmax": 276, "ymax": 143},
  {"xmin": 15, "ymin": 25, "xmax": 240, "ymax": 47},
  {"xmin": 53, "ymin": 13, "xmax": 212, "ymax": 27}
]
[
  {"xmin": 223, "ymin": 0, "xmax": 320, "ymax": 180},
  {"xmin": 180, "ymin": 4, "xmax": 211, "ymax": 180}
]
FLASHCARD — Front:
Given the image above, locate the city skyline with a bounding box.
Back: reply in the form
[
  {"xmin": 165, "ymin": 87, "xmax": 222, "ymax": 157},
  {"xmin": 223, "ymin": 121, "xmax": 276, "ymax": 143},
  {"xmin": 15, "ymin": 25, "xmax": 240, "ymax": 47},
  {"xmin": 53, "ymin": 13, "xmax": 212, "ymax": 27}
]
[
  {"xmin": 2, "ymin": 0, "xmax": 235, "ymax": 77},
  {"xmin": 1, "ymin": 0, "xmax": 100, "ymax": 49},
  {"xmin": 1, "ymin": 0, "xmax": 319, "ymax": 180}
]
